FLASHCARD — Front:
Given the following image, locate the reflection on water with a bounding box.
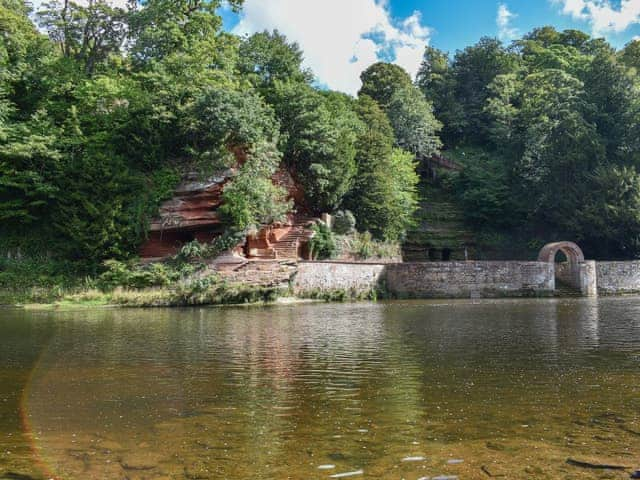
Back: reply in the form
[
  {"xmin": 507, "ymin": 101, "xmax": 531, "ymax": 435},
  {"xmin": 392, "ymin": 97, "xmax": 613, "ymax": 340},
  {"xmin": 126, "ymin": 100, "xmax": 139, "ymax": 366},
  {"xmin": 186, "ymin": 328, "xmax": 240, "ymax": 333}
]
[{"xmin": 1, "ymin": 298, "xmax": 639, "ymax": 479}]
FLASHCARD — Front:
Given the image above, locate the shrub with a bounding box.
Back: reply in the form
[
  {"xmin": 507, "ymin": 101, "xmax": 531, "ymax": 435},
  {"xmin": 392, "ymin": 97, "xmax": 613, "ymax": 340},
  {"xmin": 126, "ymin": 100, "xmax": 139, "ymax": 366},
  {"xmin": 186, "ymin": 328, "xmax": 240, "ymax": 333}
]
[
  {"xmin": 206, "ymin": 230, "xmax": 246, "ymax": 258},
  {"xmin": 309, "ymin": 222, "xmax": 337, "ymax": 260},
  {"xmin": 98, "ymin": 260, "xmax": 181, "ymax": 290},
  {"xmin": 335, "ymin": 231, "xmax": 401, "ymax": 260},
  {"xmin": 175, "ymin": 241, "xmax": 207, "ymax": 262},
  {"xmin": 332, "ymin": 210, "xmax": 356, "ymax": 235},
  {"xmin": 354, "ymin": 231, "xmax": 374, "ymax": 258}
]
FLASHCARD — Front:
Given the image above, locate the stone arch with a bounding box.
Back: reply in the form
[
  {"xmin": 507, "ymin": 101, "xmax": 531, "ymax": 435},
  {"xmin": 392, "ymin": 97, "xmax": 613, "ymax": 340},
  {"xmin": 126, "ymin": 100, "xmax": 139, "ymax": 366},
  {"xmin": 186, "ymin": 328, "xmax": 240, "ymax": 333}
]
[
  {"xmin": 537, "ymin": 242, "xmax": 585, "ymax": 264},
  {"xmin": 538, "ymin": 242, "xmax": 587, "ymax": 293}
]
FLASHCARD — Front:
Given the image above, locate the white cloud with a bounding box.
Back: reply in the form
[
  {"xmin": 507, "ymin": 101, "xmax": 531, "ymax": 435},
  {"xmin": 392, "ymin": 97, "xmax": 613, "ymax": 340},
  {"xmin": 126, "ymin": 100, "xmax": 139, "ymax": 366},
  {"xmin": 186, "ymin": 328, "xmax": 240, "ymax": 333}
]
[
  {"xmin": 233, "ymin": 0, "xmax": 432, "ymax": 95},
  {"xmin": 497, "ymin": 3, "xmax": 519, "ymax": 41},
  {"xmin": 552, "ymin": 0, "xmax": 640, "ymax": 35}
]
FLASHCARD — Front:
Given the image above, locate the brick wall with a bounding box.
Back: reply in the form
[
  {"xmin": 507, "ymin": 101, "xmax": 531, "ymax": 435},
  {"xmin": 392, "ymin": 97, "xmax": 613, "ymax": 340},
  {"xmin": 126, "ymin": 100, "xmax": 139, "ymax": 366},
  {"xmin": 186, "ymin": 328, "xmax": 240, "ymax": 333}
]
[
  {"xmin": 293, "ymin": 261, "xmax": 555, "ymax": 299},
  {"xmin": 596, "ymin": 261, "xmax": 640, "ymax": 295},
  {"xmin": 386, "ymin": 262, "xmax": 554, "ymax": 298},
  {"xmin": 293, "ymin": 262, "xmax": 387, "ymax": 295}
]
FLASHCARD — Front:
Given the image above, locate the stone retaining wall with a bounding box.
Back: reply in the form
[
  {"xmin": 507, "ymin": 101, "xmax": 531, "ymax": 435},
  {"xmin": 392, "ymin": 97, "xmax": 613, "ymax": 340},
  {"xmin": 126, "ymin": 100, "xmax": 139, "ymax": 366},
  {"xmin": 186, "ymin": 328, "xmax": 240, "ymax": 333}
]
[
  {"xmin": 293, "ymin": 262, "xmax": 386, "ymax": 295},
  {"xmin": 293, "ymin": 261, "xmax": 555, "ymax": 299},
  {"xmin": 385, "ymin": 262, "xmax": 554, "ymax": 298},
  {"xmin": 596, "ymin": 261, "xmax": 640, "ymax": 295}
]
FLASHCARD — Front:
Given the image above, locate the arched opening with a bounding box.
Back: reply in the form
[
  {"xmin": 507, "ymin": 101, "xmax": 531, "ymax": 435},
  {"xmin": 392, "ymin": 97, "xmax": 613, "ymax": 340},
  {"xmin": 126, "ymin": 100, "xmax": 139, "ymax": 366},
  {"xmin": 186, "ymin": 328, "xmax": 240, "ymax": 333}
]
[
  {"xmin": 442, "ymin": 248, "xmax": 452, "ymax": 261},
  {"xmin": 538, "ymin": 242, "xmax": 585, "ymax": 292},
  {"xmin": 555, "ymin": 250, "xmax": 568, "ymax": 264}
]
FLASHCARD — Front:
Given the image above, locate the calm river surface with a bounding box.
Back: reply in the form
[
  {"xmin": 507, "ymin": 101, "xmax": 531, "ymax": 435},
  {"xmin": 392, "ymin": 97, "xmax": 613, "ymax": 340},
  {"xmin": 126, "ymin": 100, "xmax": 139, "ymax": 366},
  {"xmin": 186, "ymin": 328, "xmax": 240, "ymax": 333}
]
[{"xmin": 1, "ymin": 298, "xmax": 639, "ymax": 479}]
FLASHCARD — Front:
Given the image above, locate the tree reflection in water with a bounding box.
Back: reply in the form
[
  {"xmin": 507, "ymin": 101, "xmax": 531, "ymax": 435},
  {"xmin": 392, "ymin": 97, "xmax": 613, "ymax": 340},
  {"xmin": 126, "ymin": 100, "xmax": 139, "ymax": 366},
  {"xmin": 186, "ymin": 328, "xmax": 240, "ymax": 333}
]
[{"xmin": 0, "ymin": 298, "xmax": 638, "ymax": 479}]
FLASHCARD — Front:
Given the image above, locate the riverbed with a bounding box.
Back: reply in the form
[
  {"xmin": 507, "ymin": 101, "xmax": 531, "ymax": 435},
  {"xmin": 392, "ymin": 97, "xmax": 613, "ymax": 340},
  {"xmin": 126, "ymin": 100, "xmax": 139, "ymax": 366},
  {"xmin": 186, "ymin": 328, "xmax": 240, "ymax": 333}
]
[{"xmin": 1, "ymin": 298, "xmax": 639, "ymax": 479}]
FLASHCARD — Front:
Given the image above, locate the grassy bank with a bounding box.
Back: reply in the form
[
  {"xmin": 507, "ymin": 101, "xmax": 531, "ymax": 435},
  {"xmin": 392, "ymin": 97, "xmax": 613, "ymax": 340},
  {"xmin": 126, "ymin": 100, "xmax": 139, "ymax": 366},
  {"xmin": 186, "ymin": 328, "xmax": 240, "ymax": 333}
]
[
  {"xmin": 0, "ymin": 253, "xmax": 291, "ymax": 308},
  {"xmin": 6, "ymin": 285, "xmax": 381, "ymax": 309},
  {"xmin": 60, "ymin": 283, "xmax": 286, "ymax": 308},
  {"xmin": 2, "ymin": 282, "xmax": 289, "ymax": 309}
]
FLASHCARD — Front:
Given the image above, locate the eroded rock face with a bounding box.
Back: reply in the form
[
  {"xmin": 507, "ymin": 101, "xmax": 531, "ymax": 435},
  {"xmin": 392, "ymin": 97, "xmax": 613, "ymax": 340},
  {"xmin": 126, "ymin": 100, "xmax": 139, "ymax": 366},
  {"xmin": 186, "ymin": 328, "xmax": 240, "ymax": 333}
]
[
  {"xmin": 140, "ymin": 168, "xmax": 308, "ymax": 259},
  {"xmin": 140, "ymin": 171, "xmax": 233, "ymax": 259}
]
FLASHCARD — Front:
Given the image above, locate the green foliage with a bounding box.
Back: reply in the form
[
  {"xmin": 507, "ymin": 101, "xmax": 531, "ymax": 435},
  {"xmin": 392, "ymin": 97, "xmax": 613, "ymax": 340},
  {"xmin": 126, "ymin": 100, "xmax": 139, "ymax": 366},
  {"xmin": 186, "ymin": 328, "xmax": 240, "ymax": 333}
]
[
  {"xmin": 219, "ymin": 141, "xmax": 291, "ymax": 231},
  {"xmin": 0, "ymin": 108, "xmax": 61, "ymax": 224},
  {"xmin": 97, "ymin": 259, "xmax": 184, "ymax": 290},
  {"xmin": 359, "ymin": 62, "xmax": 442, "ymax": 160},
  {"xmin": 582, "ymin": 51, "xmax": 637, "ymax": 160},
  {"xmin": 452, "ymin": 149, "xmax": 515, "ymax": 228},
  {"xmin": 50, "ymin": 148, "xmax": 153, "ymax": 261},
  {"xmin": 171, "ymin": 231, "xmax": 245, "ymax": 263},
  {"xmin": 309, "ymin": 222, "xmax": 337, "ymax": 260},
  {"xmin": 37, "ymin": 0, "xmax": 128, "ymax": 75},
  {"xmin": 6, "ymin": 0, "xmax": 640, "ymax": 290},
  {"xmin": 332, "ymin": 210, "xmax": 356, "ymax": 235},
  {"xmin": 453, "ymin": 38, "xmax": 520, "ymax": 140},
  {"xmin": 344, "ymin": 231, "xmax": 401, "ymax": 260},
  {"xmin": 187, "ymin": 86, "xmax": 279, "ymax": 157},
  {"xmin": 298, "ymin": 287, "xmax": 379, "ymax": 303},
  {"xmin": 238, "ymin": 30, "xmax": 312, "ymax": 88},
  {"xmin": 270, "ymin": 81, "xmax": 359, "ymax": 212},
  {"xmin": 109, "ymin": 282, "xmax": 282, "ymax": 307},
  {"xmin": 416, "ymin": 46, "xmax": 465, "ymax": 145},
  {"xmin": 174, "ymin": 240, "xmax": 208, "ymax": 263},
  {"xmin": 358, "ymin": 62, "xmax": 413, "ymax": 109},
  {"xmin": 128, "ymin": 0, "xmax": 242, "ymax": 69},
  {"xmin": 347, "ymin": 97, "xmax": 419, "ymax": 241},
  {"xmin": 578, "ymin": 166, "xmax": 640, "ymax": 258},
  {"xmin": 619, "ymin": 39, "xmax": 640, "ymax": 72},
  {"xmin": 206, "ymin": 229, "xmax": 247, "ymax": 257},
  {"xmin": 387, "ymin": 86, "xmax": 442, "ymax": 158},
  {"xmin": 62, "ymin": 279, "xmax": 283, "ymax": 307},
  {"xmin": 352, "ymin": 231, "xmax": 373, "ymax": 259},
  {"xmin": 423, "ymin": 25, "xmax": 640, "ymax": 258},
  {"xmin": 420, "ymin": 37, "xmax": 519, "ymax": 145}
]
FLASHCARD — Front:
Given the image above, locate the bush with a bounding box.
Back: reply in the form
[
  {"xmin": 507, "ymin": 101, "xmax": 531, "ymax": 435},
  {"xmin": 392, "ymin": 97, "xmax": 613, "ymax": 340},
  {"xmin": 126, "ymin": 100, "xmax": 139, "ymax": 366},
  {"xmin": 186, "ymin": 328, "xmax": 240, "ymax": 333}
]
[
  {"xmin": 172, "ymin": 231, "xmax": 245, "ymax": 264},
  {"xmin": 206, "ymin": 230, "xmax": 246, "ymax": 258},
  {"xmin": 340, "ymin": 231, "xmax": 401, "ymax": 260},
  {"xmin": 97, "ymin": 260, "xmax": 182, "ymax": 290},
  {"xmin": 309, "ymin": 222, "xmax": 337, "ymax": 260},
  {"xmin": 332, "ymin": 210, "xmax": 356, "ymax": 235},
  {"xmin": 354, "ymin": 231, "xmax": 374, "ymax": 258},
  {"xmin": 174, "ymin": 241, "xmax": 208, "ymax": 262}
]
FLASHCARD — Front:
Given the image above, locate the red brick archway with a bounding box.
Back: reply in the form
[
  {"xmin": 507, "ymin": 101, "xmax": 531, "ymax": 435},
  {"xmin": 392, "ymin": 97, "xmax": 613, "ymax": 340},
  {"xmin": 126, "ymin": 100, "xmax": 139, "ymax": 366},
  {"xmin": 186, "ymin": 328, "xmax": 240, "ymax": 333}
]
[
  {"xmin": 537, "ymin": 241, "xmax": 585, "ymax": 264},
  {"xmin": 538, "ymin": 242, "xmax": 585, "ymax": 291}
]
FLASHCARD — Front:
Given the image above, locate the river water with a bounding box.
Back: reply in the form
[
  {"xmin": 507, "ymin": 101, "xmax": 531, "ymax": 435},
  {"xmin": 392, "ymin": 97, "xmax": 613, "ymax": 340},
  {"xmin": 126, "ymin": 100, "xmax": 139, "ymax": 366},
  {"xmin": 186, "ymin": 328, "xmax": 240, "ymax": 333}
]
[{"xmin": 1, "ymin": 298, "xmax": 639, "ymax": 479}]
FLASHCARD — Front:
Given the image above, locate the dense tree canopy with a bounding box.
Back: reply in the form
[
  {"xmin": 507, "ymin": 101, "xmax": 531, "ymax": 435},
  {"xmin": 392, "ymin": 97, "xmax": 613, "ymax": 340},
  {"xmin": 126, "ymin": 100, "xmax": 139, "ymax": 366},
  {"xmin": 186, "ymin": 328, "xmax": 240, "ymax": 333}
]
[
  {"xmin": 0, "ymin": 0, "xmax": 426, "ymax": 272},
  {"xmin": 359, "ymin": 62, "xmax": 441, "ymax": 164},
  {"xmin": 345, "ymin": 95, "xmax": 419, "ymax": 240},
  {"xmin": 358, "ymin": 62, "xmax": 413, "ymax": 109},
  {"xmin": 420, "ymin": 26, "xmax": 640, "ymax": 258},
  {"xmin": 3, "ymin": 0, "xmax": 640, "ymax": 267}
]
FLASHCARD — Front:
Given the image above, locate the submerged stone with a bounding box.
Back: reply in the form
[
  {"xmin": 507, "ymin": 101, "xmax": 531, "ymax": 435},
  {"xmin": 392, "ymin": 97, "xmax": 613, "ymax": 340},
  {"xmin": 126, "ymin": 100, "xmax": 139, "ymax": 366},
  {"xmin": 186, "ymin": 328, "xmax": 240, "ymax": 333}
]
[
  {"xmin": 329, "ymin": 470, "xmax": 364, "ymax": 478},
  {"xmin": 118, "ymin": 452, "xmax": 163, "ymax": 471}
]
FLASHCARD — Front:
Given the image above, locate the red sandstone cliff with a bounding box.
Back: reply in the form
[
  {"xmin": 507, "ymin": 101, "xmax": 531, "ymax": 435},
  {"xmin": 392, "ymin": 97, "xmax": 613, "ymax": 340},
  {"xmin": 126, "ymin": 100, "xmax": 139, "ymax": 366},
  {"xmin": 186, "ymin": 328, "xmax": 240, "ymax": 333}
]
[{"xmin": 140, "ymin": 166, "xmax": 310, "ymax": 259}]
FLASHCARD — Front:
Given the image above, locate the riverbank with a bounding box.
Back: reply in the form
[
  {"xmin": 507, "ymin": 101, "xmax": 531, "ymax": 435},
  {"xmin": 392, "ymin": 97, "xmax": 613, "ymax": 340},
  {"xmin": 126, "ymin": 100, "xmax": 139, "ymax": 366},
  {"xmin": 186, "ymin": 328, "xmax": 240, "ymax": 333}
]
[
  {"xmin": 4, "ymin": 257, "xmax": 640, "ymax": 309},
  {"xmin": 4, "ymin": 283, "xmax": 288, "ymax": 309},
  {"xmin": 2, "ymin": 280, "xmax": 379, "ymax": 310}
]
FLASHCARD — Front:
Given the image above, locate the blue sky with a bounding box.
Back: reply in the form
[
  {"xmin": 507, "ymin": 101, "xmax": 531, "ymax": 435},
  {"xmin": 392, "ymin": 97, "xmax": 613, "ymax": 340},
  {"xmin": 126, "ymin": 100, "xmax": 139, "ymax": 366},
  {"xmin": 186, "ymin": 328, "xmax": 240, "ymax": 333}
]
[
  {"xmin": 221, "ymin": 0, "xmax": 640, "ymax": 94},
  {"xmin": 380, "ymin": 0, "xmax": 639, "ymax": 52}
]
